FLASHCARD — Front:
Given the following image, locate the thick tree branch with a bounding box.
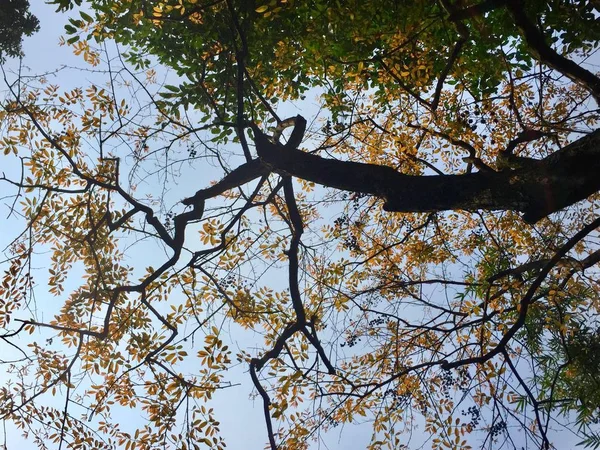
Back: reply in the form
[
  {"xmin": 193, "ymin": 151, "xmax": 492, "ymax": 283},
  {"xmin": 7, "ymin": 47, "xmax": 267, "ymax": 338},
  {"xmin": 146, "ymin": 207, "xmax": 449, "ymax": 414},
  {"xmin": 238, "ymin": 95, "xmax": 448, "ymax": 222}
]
[
  {"xmin": 448, "ymin": 0, "xmax": 504, "ymax": 21},
  {"xmin": 255, "ymin": 118, "xmax": 600, "ymax": 223},
  {"xmin": 182, "ymin": 158, "xmax": 269, "ymax": 207}
]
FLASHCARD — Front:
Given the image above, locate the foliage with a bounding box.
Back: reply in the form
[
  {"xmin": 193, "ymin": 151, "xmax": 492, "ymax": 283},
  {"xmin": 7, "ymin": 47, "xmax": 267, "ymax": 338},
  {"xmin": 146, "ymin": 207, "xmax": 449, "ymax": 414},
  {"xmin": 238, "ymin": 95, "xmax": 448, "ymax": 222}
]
[
  {"xmin": 0, "ymin": 0, "xmax": 40, "ymax": 61},
  {"xmin": 1, "ymin": 1, "xmax": 600, "ymax": 449}
]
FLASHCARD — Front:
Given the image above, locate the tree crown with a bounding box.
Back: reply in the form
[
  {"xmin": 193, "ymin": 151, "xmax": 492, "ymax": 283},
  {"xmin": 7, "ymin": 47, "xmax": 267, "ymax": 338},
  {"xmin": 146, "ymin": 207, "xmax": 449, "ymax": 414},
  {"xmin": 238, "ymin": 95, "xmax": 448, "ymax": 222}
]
[{"xmin": 1, "ymin": 1, "xmax": 600, "ymax": 449}]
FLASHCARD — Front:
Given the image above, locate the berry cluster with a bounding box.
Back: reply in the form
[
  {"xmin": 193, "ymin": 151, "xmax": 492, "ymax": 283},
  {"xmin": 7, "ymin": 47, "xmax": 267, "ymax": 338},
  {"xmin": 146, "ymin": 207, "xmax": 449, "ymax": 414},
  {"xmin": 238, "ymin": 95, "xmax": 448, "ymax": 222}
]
[
  {"xmin": 383, "ymin": 389, "xmax": 411, "ymax": 410},
  {"xmin": 369, "ymin": 316, "xmax": 386, "ymax": 327},
  {"xmin": 461, "ymin": 405, "xmax": 481, "ymax": 429},
  {"xmin": 187, "ymin": 144, "xmax": 198, "ymax": 158},
  {"xmin": 333, "ymin": 214, "xmax": 349, "ymax": 231},
  {"xmin": 333, "ymin": 214, "xmax": 361, "ymax": 251},
  {"xmin": 343, "ymin": 234, "xmax": 360, "ymax": 252},
  {"xmin": 440, "ymin": 369, "xmax": 455, "ymax": 399},
  {"xmin": 340, "ymin": 332, "xmax": 361, "ymax": 348},
  {"xmin": 489, "ymin": 419, "xmax": 506, "ymax": 438}
]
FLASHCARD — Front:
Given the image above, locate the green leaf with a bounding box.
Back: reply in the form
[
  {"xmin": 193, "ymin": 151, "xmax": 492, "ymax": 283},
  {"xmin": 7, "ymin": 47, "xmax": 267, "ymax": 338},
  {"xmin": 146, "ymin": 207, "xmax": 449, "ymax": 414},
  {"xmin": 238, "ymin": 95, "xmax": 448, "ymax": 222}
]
[{"xmin": 80, "ymin": 11, "xmax": 93, "ymax": 22}]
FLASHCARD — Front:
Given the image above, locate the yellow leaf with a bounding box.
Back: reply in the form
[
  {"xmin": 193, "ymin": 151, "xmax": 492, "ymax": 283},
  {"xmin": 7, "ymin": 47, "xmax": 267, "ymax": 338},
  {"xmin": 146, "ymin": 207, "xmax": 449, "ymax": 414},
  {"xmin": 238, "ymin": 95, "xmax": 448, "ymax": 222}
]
[{"xmin": 255, "ymin": 5, "xmax": 268, "ymax": 13}]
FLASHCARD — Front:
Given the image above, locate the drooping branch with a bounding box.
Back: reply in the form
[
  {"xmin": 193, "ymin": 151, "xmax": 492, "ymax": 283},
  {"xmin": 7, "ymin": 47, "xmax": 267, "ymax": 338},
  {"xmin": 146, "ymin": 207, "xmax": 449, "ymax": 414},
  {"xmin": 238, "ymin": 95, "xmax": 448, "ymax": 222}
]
[{"xmin": 242, "ymin": 116, "xmax": 336, "ymax": 448}]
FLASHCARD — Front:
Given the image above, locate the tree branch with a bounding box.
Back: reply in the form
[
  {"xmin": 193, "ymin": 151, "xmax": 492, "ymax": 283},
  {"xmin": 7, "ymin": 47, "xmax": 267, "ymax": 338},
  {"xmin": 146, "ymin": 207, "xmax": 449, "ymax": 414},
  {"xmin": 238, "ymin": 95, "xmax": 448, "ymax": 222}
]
[
  {"xmin": 504, "ymin": 0, "xmax": 600, "ymax": 105},
  {"xmin": 182, "ymin": 158, "xmax": 269, "ymax": 207},
  {"xmin": 255, "ymin": 118, "xmax": 600, "ymax": 223}
]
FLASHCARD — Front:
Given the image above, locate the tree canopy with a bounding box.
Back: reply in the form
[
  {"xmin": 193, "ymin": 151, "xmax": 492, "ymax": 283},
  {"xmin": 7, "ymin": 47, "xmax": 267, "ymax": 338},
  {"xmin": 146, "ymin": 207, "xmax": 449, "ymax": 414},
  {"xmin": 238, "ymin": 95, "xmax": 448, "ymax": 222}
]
[
  {"xmin": 0, "ymin": 0, "xmax": 40, "ymax": 61},
  {"xmin": 1, "ymin": 1, "xmax": 600, "ymax": 449}
]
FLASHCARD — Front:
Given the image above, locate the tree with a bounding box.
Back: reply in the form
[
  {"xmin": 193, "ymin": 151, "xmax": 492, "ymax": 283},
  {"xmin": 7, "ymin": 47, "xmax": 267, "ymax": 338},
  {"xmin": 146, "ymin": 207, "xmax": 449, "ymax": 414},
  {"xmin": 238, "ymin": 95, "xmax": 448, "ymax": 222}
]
[
  {"xmin": 0, "ymin": 0, "xmax": 40, "ymax": 61},
  {"xmin": 1, "ymin": 0, "xmax": 600, "ymax": 449}
]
